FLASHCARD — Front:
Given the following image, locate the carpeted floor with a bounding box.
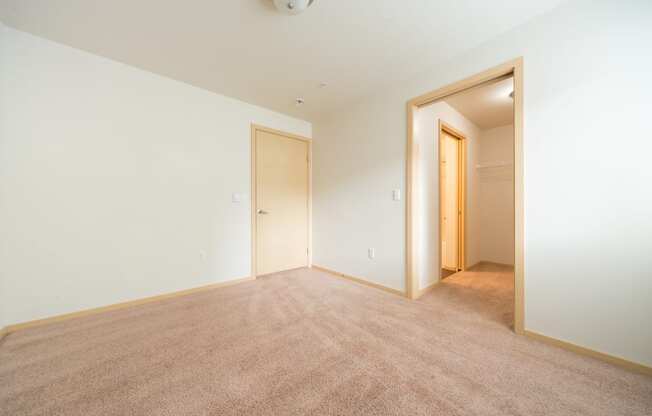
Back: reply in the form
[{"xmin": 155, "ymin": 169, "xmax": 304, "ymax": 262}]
[{"xmin": 1, "ymin": 266, "xmax": 650, "ymax": 415}]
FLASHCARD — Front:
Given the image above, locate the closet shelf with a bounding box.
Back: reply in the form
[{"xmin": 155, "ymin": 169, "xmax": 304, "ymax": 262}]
[{"xmin": 475, "ymin": 161, "xmax": 513, "ymax": 169}]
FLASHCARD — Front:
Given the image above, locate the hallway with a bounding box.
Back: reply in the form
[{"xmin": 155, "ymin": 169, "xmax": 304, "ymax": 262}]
[{"xmin": 429, "ymin": 262, "xmax": 515, "ymax": 329}]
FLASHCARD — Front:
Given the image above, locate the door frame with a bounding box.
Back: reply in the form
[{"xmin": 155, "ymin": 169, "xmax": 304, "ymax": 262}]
[
  {"xmin": 438, "ymin": 121, "xmax": 466, "ymax": 275},
  {"xmin": 406, "ymin": 57, "xmax": 524, "ymax": 334},
  {"xmin": 250, "ymin": 124, "xmax": 312, "ymax": 279}
]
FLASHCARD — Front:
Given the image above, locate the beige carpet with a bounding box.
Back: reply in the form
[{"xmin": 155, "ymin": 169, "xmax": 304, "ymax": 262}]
[{"xmin": 1, "ymin": 266, "xmax": 650, "ymax": 415}]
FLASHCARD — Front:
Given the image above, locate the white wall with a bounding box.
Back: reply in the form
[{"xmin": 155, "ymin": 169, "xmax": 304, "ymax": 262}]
[
  {"xmin": 0, "ymin": 25, "xmax": 311, "ymax": 326},
  {"xmin": 413, "ymin": 102, "xmax": 480, "ymax": 290},
  {"xmin": 0, "ymin": 24, "xmax": 6, "ymax": 329},
  {"xmin": 478, "ymin": 124, "xmax": 514, "ymax": 265},
  {"xmin": 311, "ymin": 102, "xmax": 404, "ymax": 290},
  {"xmin": 313, "ymin": 0, "xmax": 652, "ymax": 367}
]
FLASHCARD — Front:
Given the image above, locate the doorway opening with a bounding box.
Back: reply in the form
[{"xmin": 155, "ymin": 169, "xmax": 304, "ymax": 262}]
[{"xmin": 406, "ymin": 58, "xmax": 524, "ymax": 334}]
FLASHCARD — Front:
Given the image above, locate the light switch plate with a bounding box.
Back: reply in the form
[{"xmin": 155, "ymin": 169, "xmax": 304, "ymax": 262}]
[{"xmin": 392, "ymin": 189, "xmax": 401, "ymax": 201}]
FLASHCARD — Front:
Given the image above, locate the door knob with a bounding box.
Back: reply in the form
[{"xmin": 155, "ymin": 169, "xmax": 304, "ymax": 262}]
[{"xmin": 257, "ymin": 209, "xmax": 268, "ymax": 215}]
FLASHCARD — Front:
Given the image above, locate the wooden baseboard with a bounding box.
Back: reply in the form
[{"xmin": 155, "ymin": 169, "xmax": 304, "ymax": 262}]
[
  {"xmin": 3, "ymin": 276, "xmax": 255, "ymax": 335},
  {"xmin": 467, "ymin": 260, "xmax": 514, "ymax": 270},
  {"xmin": 311, "ymin": 265, "xmax": 405, "ymax": 297},
  {"xmin": 465, "ymin": 261, "xmax": 483, "ymax": 270},
  {"xmin": 524, "ymin": 330, "xmax": 652, "ymax": 377}
]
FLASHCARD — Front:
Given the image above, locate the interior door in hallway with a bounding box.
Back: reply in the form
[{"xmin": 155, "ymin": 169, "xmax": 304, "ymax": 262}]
[
  {"xmin": 255, "ymin": 129, "xmax": 309, "ymax": 276},
  {"xmin": 440, "ymin": 129, "xmax": 463, "ymax": 272}
]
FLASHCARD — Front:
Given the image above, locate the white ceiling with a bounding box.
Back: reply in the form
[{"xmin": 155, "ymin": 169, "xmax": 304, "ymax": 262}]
[
  {"xmin": 0, "ymin": 0, "xmax": 565, "ymax": 121},
  {"xmin": 445, "ymin": 77, "xmax": 514, "ymax": 129}
]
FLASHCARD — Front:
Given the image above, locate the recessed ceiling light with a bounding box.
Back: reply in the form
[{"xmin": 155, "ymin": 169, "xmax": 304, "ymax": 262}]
[
  {"xmin": 273, "ymin": 0, "xmax": 315, "ymax": 15},
  {"xmin": 319, "ymin": 82, "xmax": 327, "ymax": 88}
]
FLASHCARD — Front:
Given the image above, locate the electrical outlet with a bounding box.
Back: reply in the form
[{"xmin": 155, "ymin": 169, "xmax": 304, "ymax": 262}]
[
  {"xmin": 368, "ymin": 248, "xmax": 375, "ymax": 259},
  {"xmin": 392, "ymin": 189, "xmax": 401, "ymax": 201}
]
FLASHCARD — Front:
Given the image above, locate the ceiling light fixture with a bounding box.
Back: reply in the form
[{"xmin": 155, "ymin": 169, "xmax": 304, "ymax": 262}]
[{"xmin": 273, "ymin": 0, "xmax": 314, "ymax": 15}]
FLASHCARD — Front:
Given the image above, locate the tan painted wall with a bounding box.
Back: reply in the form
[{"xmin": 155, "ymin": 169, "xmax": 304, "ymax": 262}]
[{"xmin": 478, "ymin": 125, "xmax": 514, "ymax": 265}]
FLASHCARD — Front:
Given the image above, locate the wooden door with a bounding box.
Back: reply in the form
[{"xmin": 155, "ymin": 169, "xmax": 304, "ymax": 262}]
[
  {"xmin": 255, "ymin": 129, "xmax": 309, "ymax": 276},
  {"xmin": 440, "ymin": 130, "xmax": 463, "ymax": 272}
]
